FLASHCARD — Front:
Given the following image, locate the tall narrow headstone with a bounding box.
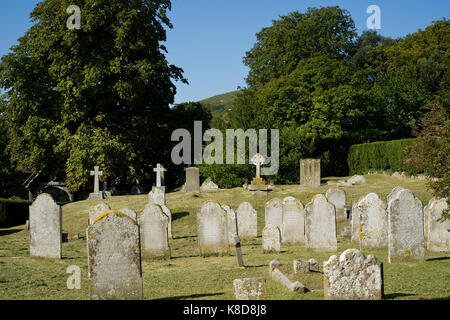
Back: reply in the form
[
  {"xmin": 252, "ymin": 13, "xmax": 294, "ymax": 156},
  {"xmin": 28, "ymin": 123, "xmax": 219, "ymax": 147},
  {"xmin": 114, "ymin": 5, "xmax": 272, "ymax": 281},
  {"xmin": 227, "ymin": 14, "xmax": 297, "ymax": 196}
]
[
  {"xmin": 87, "ymin": 211, "xmax": 143, "ymax": 300},
  {"xmin": 351, "ymin": 196, "xmax": 364, "ymax": 243},
  {"xmin": 159, "ymin": 204, "xmax": 173, "ymax": 239},
  {"xmin": 236, "ymin": 202, "xmax": 257, "ymax": 238},
  {"xmin": 387, "ymin": 188, "xmax": 424, "ymax": 263},
  {"xmin": 139, "ymin": 203, "xmax": 170, "ymax": 260},
  {"xmin": 358, "ymin": 193, "xmax": 388, "ymax": 249},
  {"xmin": 300, "ymin": 159, "xmax": 320, "ymax": 187},
  {"xmin": 29, "ymin": 194, "xmax": 62, "ymax": 259},
  {"xmin": 281, "ymin": 197, "xmax": 305, "ymax": 244},
  {"xmin": 305, "ymin": 194, "xmax": 337, "ymax": 251},
  {"xmin": 185, "ymin": 167, "xmax": 200, "ymax": 193},
  {"xmin": 221, "ymin": 203, "xmax": 237, "ymax": 245},
  {"xmin": 265, "ymin": 198, "xmax": 283, "ymax": 231},
  {"xmin": 326, "ymin": 188, "xmax": 346, "ymax": 221},
  {"xmin": 262, "ymin": 224, "xmax": 281, "ymax": 253},
  {"xmin": 426, "ymin": 198, "xmax": 450, "ymax": 252},
  {"xmin": 89, "ymin": 202, "xmax": 111, "ymax": 225},
  {"xmin": 197, "ymin": 201, "xmax": 230, "ymax": 257},
  {"xmin": 323, "ymin": 249, "xmax": 384, "ymax": 300}
]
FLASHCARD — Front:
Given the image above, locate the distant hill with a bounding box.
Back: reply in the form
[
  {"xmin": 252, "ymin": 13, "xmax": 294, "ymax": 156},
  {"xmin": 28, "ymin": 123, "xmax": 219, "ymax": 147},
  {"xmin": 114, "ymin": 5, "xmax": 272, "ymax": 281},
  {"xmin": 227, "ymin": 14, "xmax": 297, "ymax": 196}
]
[{"xmin": 198, "ymin": 90, "xmax": 240, "ymax": 117}]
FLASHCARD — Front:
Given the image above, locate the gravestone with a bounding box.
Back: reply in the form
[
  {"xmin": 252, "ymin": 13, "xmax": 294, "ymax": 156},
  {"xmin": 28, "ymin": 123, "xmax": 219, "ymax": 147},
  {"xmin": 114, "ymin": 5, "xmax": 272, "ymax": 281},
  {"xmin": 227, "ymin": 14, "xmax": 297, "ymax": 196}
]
[
  {"xmin": 87, "ymin": 210, "xmax": 143, "ymax": 299},
  {"xmin": 305, "ymin": 194, "xmax": 337, "ymax": 251},
  {"xmin": 351, "ymin": 196, "xmax": 364, "ymax": 243},
  {"xmin": 248, "ymin": 153, "xmax": 269, "ymax": 194},
  {"xmin": 148, "ymin": 187, "xmax": 166, "ymax": 206},
  {"xmin": 197, "ymin": 201, "xmax": 230, "ymax": 257},
  {"xmin": 293, "ymin": 259, "xmax": 310, "ymax": 273},
  {"xmin": 119, "ymin": 207, "xmax": 138, "ymax": 222},
  {"xmin": 89, "ymin": 166, "xmax": 104, "ymax": 200},
  {"xmin": 139, "ymin": 203, "xmax": 171, "ymax": 260},
  {"xmin": 200, "ymin": 180, "xmax": 219, "ymax": 191},
  {"xmin": 281, "ymin": 197, "xmax": 305, "ymax": 244},
  {"xmin": 300, "ymin": 159, "xmax": 320, "ymax": 187},
  {"xmin": 387, "ymin": 188, "xmax": 424, "ymax": 263},
  {"xmin": 89, "ymin": 202, "xmax": 111, "ymax": 225},
  {"xmin": 185, "ymin": 167, "xmax": 200, "ymax": 193},
  {"xmin": 358, "ymin": 193, "xmax": 388, "ymax": 249},
  {"xmin": 426, "ymin": 198, "xmax": 450, "ymax": 252},
  {"xmin": 265, "ymin": 198, "xmax": 283, "ymax": 231},
  {"xmin": 269, "ymin": 260, "xmax": 305, "ymax": 293},
  {"xmin": 221, "ymin": 203, "xmax": 237, "ymax": 245},
  {"xmin": 262, "ymin": 224, "xmax": 281, "ymax": 253},
  {"xmin": 29, "ymin": 194, "xmax": 62, "ymax": 259},
  {"xmin": 325, "ymin": 188, "xmax": 346, "ymax": 221},
  {"xmin": 236, "ymin": 202, "xmax": 257, "ymax": 238},
  {"xmin": 323, "ymin": 249, "xmax": 383, "ymax": 300},
  {"xmin": 233, "ymin": 278, "xmax": 266, "ymax": 300},
  {"xmin": 423, "ymin": 197, "xmax": 435, "ymax": 244},
  {"xmin": 159, "ymin": 204, "xmax": 173, "ymax": 239}
]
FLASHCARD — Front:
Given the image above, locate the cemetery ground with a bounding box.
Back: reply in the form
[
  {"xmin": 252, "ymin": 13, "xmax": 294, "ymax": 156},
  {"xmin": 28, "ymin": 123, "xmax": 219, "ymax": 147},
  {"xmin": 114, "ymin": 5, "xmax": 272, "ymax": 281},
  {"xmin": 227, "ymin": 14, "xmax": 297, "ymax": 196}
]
[{"xmin": 0, "ymin": 174, "xmax": 449, "ymax": 300}]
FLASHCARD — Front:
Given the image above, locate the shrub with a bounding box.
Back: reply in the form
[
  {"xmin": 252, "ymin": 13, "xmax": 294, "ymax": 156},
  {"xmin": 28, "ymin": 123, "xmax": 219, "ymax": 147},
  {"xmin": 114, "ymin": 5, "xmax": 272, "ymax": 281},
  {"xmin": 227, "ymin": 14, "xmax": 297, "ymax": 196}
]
[
  {"xmin": 0, "ymin": 198, "xmax": 32, "ymax": 228},
  {"xmin": 347, "ymin": 138, "xmax": 417, "ymax": 175}
]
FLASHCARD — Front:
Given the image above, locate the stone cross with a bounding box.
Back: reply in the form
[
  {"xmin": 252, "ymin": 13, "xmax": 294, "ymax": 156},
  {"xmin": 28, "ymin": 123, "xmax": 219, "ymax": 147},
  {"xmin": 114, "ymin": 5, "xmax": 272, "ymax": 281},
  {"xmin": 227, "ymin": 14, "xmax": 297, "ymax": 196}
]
[
  {"xmin": 251, "ymin": 153, "xmax": 265, "ymax": 178},
  {"xmin": 90, "ymin": 166, "xmax": 103, "ymax": 194},
  {"xmin": 153, "ymin": 163, "xmax": 166, "ymax": 188}
]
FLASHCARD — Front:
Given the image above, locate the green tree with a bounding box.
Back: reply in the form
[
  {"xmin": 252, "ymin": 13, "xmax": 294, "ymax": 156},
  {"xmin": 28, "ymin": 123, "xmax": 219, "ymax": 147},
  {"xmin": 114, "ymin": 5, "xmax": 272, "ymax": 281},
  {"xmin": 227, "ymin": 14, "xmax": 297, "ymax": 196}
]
[{"xmin": 0, "ymin": 0, "xmax": 186, "ymax": 194}]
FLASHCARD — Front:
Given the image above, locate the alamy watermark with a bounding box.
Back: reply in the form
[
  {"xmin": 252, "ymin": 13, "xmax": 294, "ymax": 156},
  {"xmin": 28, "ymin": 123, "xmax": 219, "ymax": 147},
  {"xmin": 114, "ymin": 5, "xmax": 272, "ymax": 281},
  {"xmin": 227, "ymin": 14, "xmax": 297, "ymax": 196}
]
[
  {"xmin": 367, "ymin": 5, "xmax": 381, "ymax": 30},
  {"xmin": 66, "ymin": 265, "xmax": 81, "ymax": 290},
  {"xmin": 66, "ymin": 5, "xmax": 81, "ymax": 30},
  {"xmin": 171, "ymin": 121, "xmax": 279, "ymax": 175}
]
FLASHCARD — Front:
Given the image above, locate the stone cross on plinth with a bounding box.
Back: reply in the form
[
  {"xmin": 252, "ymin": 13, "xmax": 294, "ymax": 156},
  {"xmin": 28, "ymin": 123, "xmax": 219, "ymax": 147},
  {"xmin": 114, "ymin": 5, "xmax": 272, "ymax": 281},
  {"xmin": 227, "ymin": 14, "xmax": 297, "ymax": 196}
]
[
  {"xmin": 251, "ymin": 153, "xmax": 265, "ymax": 179},
  {"xmin": 153, "ymin": 163, "xmax": 166, "ymax": 188},
  {"xmin": 89, "ymin": 166, "xmax": 104, "ymax": 200}
]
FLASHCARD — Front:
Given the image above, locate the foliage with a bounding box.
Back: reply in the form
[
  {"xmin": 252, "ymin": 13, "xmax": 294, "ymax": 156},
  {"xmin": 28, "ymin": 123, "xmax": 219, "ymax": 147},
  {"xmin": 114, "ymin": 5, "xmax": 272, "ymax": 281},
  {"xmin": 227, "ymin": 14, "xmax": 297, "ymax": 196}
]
[
  {"xmin": 347, "ymin": 138, "xmax": 417, "ymax": 175},
  {"xmin": 0, "ymin": 0, "xmax": 186, "ymax": 194},
  {"xmin": 0, "ymin": 198, "xmax": 32, "ymax": 227}
]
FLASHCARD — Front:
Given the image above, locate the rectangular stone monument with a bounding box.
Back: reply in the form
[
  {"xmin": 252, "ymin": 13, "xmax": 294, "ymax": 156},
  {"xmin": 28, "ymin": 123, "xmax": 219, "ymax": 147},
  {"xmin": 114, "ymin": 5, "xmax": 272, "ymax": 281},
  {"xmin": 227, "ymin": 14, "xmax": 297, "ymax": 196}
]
[
  {"xmin": 29, "ymin": 194, "xmax": 62, "ymax": 259},
  {"xmin": 281, "ymin": 196, "xmax": 305, "ymax": 244},
  {"xmin": 325, "ymin": 187, "xmax": 346, "ymax": 221},
  {"xmin": 265, "ymin": 198, "xmax": 283, "ymax": 231},
  {"xmin": 358, "ymin": 193, "xmax": 388, "ymax": 249},
  {"xmin": 236, "ymin": 202, "xmax": 257, "ymax": 238},
  {"xmin": 425, "ymin": 198, "xmax": 449, "ymax": 252},
  {"xmin": 197, "ymin": 201, "xmax": 230, "ymax": 256},
  {"xmin": 139, "ymin": 203, "xmax": 171, "ymax": 260},
  {"xmin": 234, "ymin": 278, "xmax": 266, "ymax": 300},
  {"xmin": 300, "ymin": 159, "xmax": 320, "ymax": 187},
  {"xmin": 185, "ymin": 167, "xmax": 200, "ymax": 193},
  {"xmin": 387, "ymin": 188, "xmax": 424, "ymax": 263},
  {"xmin": 87, "ymin": 211, "xmax": 143, "ymax": 299},
  {"xmin": 221, "ymin": 203, "xmax": 237, "ymax": 245},
  {"xmin": 305, "ymin": 194, "xmax": 337, "ymax": 251},
  {"xmin": 262, "ymin": 224, "xmax": 281, "ymax": 253},
  {"xmin": 323, "ymin": 249, "xmax": 383, "ymax": 300}
]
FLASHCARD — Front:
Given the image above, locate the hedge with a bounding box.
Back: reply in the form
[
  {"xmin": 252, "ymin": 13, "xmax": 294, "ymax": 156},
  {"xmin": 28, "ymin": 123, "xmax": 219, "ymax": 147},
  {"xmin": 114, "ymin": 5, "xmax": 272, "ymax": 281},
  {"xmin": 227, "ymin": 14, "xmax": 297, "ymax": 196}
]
[
  {"xmin": 0, "ymin": 198, "xmax": 32, "ymax": 228},
  {"xmin": 347, "ymin": 138, "xmax": 417, "ymax": 175}
]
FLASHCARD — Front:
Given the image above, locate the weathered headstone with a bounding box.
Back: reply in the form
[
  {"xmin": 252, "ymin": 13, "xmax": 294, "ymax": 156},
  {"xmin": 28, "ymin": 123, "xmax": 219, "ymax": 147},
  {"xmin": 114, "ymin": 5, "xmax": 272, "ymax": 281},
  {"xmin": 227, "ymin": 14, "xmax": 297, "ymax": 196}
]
[
  {"xmin": 305, "ymin": 194, "xmax": 337, "ymax": 251},
  {"xmin": 87, "ymin": 210, "xmax": 143, "ymax": 300},
  {"xmin": 323, "ymin": 249, "xmax": 383, "ymax": 300},
  {"xmin": 89, "ymin": 202, "xmax": 111, "ymax": 225},
  {"xmin": 265, "ymin": 198, "xmax": 283, "ymax": 231},
  {"xmin": 325, "ymin": 188, "xmax": 346, "ymax": 221},
  {"xmin": 293, "ymin": 259, "xmax": 310, "ymax": 273},
  {"xmin": 29, "ymin": 194, "xmax": 62, "ymax": 259},
  {"xmin": 119, "ymin": 207, "xmax": 137, "ymax": 222},
  {"xmin": 347, "ymin": 175, "xmax": 368, "ymax": 185},
  {"xmin": 148, "ymin": 187, "xmax": 166, "ymax": 206},
  {"xmin": 281, "ymin": 196, "xmax": 305, "ymax": 244},
  {"xmin": 185, "ymin": 167, "xmax": 200, "ymax": 193},
  {"xmin": 423, "ymin": 197, "xmax": 435, "ymax": 244},
  {"xmin": 159, "ymin": 204, "xmax": 173, "ymax": 239},
  {"xmin": 89, "ymin": 166, "xmax": 104, "ymax": 200},
  {"xmin": 308, "ymin": 258, "xmax": 319, "ymax": 272},
  {"xmin": 262, "ymin": 224, "xmax": 281, "ymax": 253},
  {"xmin": 197, "ymin": 201, "xmax": 230, "ymax": 257},
  {"xmin": 351, "ymin": 196, "xmax": 364, "ymax": 243},
  {"xmin": 387, "ymin": 188, "xmax": 424, "ymax": 263},
  {"xmin": 358, "ymin": 193, "xmax": 388, "ymax": 249},
  {"xmin": 426, "ymin": 198, "xmax": 450, "ymax": 252},
  {"xmin": 139, "ymin": 203, "xmax": 170, "ymax": 260},
  {"xmin": 200, "ymin": 180, "xmax": 219, "ymax": 191},
  {"xmin": 300, "ymin": 159, "xmax": 320, "ymax": 187},
  {"xmin": 236, "ymin": 202, "xmax": 257, "ymax": 238},
  {"xmin": 233, "ymin": 278, "xmax": 266, "ymax": 300},
  {"xmin": 221, "ymin": 203, "xmax": 237, "ymax": 245},
  {"xmin": 269, "ymin": 260, "xmax": 305, "ymax": 293}
]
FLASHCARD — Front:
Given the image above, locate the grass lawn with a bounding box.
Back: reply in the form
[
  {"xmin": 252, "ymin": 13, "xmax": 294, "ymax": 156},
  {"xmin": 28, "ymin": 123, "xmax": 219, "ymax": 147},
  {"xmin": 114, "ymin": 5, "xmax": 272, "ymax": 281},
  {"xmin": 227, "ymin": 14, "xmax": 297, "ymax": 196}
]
[{"xmin": 0, "ymin": 174, "xmax": 449, "ymax": 300}]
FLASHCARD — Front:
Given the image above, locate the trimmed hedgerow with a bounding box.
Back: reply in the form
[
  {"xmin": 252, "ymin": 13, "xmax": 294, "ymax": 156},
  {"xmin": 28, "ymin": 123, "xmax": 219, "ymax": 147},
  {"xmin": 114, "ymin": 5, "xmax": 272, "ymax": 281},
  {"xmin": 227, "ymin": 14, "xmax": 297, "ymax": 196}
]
[
  {"xmin": 347, "ymin": 138, "xmax": 417, "ymax": 175},
  {"xmin": 0, "ymin": 198, "xmax": 32, "ymax": 228}
]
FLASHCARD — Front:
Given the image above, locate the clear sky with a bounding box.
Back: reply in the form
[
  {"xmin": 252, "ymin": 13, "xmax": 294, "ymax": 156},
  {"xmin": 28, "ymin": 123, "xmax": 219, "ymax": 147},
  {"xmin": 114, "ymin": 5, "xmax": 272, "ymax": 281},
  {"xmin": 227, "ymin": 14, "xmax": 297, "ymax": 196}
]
[{"xmin": 0, "ymin": 1, "xmax": 448, "ymax": 104}]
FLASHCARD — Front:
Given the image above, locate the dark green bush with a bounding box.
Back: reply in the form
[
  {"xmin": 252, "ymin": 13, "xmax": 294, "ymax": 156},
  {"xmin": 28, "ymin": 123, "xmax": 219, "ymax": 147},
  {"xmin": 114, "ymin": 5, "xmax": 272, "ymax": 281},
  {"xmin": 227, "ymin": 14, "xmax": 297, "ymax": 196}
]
[
  {"xmin": 347, "ymin": 139, "xmax": 417, "ymax": 175},
  {"xmin": 0, "ymin": 198, "xmax": 32, "ymax": 228}
]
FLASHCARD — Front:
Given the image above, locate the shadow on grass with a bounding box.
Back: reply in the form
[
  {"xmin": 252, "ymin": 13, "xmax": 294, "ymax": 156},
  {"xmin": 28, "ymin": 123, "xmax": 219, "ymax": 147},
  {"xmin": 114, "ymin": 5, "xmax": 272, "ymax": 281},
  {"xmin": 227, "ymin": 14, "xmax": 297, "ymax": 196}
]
[
  {"xmin": 244, "ymin": 264, "xmax": 267, "ymax": 269},
  {"xmin": 158, "ymin": 292, "xmax": 224, "ymax": 300},
  {"xmin": 384, "ymin": 293, "xmax": 416, "ymax": 299},
  {"xmin": 173, "ymin": 212, "xmax": 190, "ymax": 221},
  {"xmin": 171, "ymin": 254, "xmax": 200, "ymax": 260},
  {"xmin": 173, "ymin": 235, "xmax": 196, "ymax": 240},
  {"xmin": 0, "ymin": 229, "xmax": 23, "ymax": 236},
  {"xmin": 426, "ymin": 256, "xmax": 450, "ymax": 262}
]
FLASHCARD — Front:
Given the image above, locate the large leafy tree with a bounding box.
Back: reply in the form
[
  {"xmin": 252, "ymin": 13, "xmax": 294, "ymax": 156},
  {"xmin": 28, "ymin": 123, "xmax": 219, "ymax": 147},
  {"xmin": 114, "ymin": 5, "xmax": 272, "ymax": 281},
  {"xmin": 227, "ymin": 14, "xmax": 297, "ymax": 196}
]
[{"xmin": 0, "ymin": 0, "xmax": 186, "ymax": 193}]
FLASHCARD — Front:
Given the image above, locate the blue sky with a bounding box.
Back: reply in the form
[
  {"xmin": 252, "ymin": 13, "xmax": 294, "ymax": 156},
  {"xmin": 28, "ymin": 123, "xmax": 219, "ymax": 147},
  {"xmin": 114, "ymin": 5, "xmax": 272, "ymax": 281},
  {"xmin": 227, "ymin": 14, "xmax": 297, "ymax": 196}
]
[{"xmin": 0, "ymin": 1, "xmax": 448, "ymax": 104}]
